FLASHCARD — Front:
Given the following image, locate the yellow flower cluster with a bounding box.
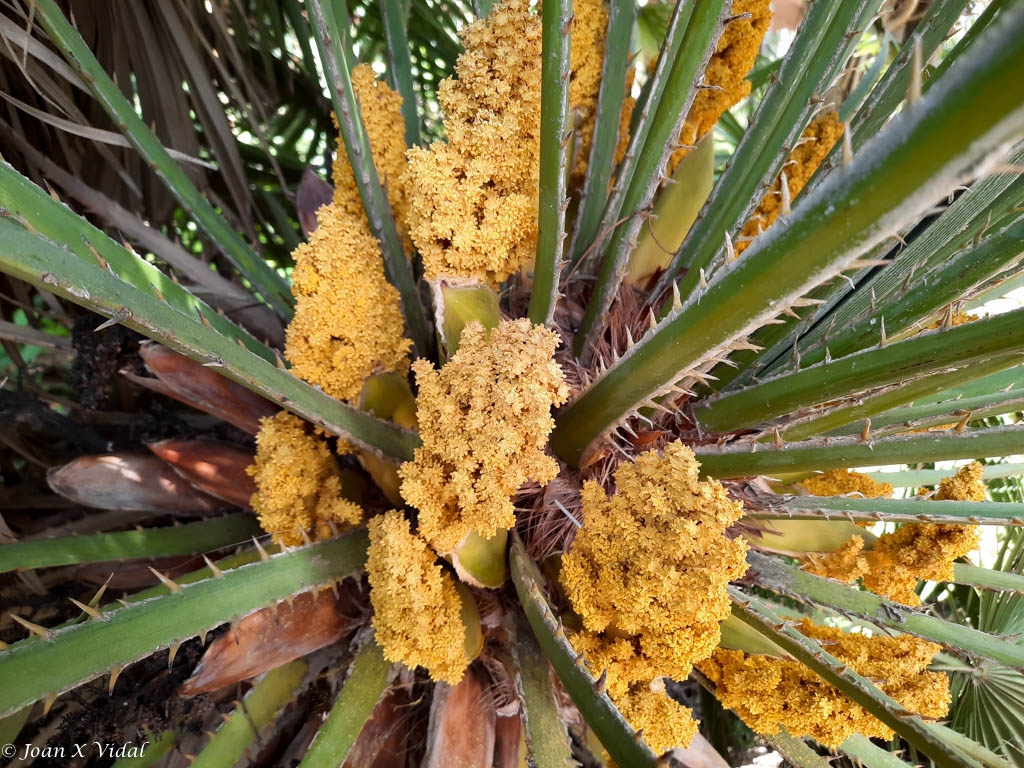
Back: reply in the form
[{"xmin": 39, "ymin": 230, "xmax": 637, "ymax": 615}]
[
  {"xmin": 799, "ymin": 468, "xmax": 888, "ymax": 579},
  {"xmin": 800, "ymin": 468, "xmax": 894, "ymax": 498},
  {"xmin": 404, "ymin": 0, "xmax": 542, "ymax": 284},
  {"xmin": 669, "ymin": 0, "xmax": 772, "ymax": 171},
  {"xmin": 283, "ymin": 66, "xmax": 412, "ymax": 403},
  {"xmin": 804, "ymin": 534, "xmax": 870, "ymax": 582},
  {"xmin": 570, "ymin": 631, "xmax": 702, "ymax": 753},
  {"xmin": 399, "ymin": 319, "xmax": 569, "ymax": 554},
  {"xmin": 284, "ymin": 199, "xmax": 411, "ymax": 402},
  {"xmin": 367, "ymin": 510, "xmax": 472, "ymax": 684},
  {"xmin": 862, "ymin": 463, "xmax": 982, "ymax": 605},
  {"xmin": 560, "ymin": 441, "xmax": 749, "ymax": 753},
  {"xmin": 569, "ymin": 0, "xmax": 607, "ymax": 117},
  {"xmin": 736, "ymin": 112, "xmax": 844, "ymax": 254},
  {"xmin": 800, "ymin": 465, "xmax": 982, "ymax": 602},
  {"xmin": 569, "ymin": 0, "xmax": 609, "ymax": 182},
  {"xmin": 332, "ymin": 64, "xmax": 410, "ymax": 239},
  {"xmin": 935, "ymin": 461, "xmax": 986, "ymax": 502},
  {"xmin": 249, "ymin": 73, "xmax": 411, "ymax": 547},
  {"xmin": 700, "ymin": 620, "xmax": 950, "ymax": 747},
  {"xmin": 247, "ymin": 412, "xmax": 363, "ymax": 546}
]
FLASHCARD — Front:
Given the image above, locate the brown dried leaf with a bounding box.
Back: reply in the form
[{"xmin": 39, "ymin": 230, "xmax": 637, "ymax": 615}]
[
  {"xmin": 130, "ymin": 342, "xmax": 278, "ymax": 434},
  {"xmin": 148, "ymin": 439, "xmax": 256, "ymax": 508},
  {"xmin": 342, "ymin": 688, "xmax": 414, "ymax": 768},
  {"xmin": 297, "ymin": 167, "xmax": 334, "ymax": 238},
  {"xmin": 180, "ymin": 587, "xmax": 359, "ymax": 696},
  {"xmin": 424, "ymin": 668, "xmax": 496, "ymax": 768},
  {"xmin": 47, "ymin": 454, "xmax": 222, "ymax": 514},
  {"xmin": 493, "ymin": 713, "xmax": 522, "ymax": 768}
]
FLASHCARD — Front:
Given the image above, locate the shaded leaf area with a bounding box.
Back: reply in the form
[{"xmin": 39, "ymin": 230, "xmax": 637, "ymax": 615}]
[
  {"xmin": 301, "ymin": 637, "xmax": 392, "ymax": 767},
  {"xmin": 188, "ymin": 658, "xmax": 308, "ymax": 768},
  {"xmin": 0, "ymin": 0, "xmax": 326, "ymax": 274},
  {"xmin": 0, "ymin": 532, "xmax": 368, "ymax": 718}
]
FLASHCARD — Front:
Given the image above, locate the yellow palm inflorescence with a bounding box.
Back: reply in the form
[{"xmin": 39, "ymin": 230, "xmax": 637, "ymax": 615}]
[
  {"xmin": 701, "ymin": 620, "xmax": 951, "ymax": 747},
  {"xmin": 560, "ymin": 441, "xmax": 749, "ymax": 752},
  {"xmin": 862, "ymin": 463, "xmax": 983, "ymax": 605},
  {"xmin": 804, "ymin": 534, "xmax": 872, "ymax": 582},
  {"xmin": 400, "ymin": 319, "xmax": 569, "ymax": 555},
  {"xmin": 736, "ymin": 112, "xmax": 845, "ymax": 255},
  {"xmin": 668, "ymin": 0, "xmax": 773, "ymax": 172},
  {"xmin": 568, "ymin": 0, "xmax": 609, "ymax": 182},
  {"xmin": 799, "ymin": 464, "xmax": 983, "ymax": 604},
  {"xmin": 247, "ymin": 412, "xmax": 363, "ymax": 546},
  {"xmin": 250, "ymin": 68, "xmax": 411, "ymax": 545},
  {"xmin": 800, "ymin": 468, "xmax": 892, "ymax": 580},
  {"xmin": 367, "ymin": 510, "xmax": 475, "ymax": 684},
  {"xmin": 332, "ymin": 63, "xmax": 411, "ymax": 239},
  {"xmin": 284, "ymin": 200, "xmax": 411, "ymax": 403},
  {"xmin": 404, "ymin": 0, "xmax": 543, "ymax": 285},
  {"xmin": 287, "ymin": 65, "xmax": 411, "ymax": 403},
  {"xmin": 800, "ymin": 468, "xmax": 894, "ymax": 498}
]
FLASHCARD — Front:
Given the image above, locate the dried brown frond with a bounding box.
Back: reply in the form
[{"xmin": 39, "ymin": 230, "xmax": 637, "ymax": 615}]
[{"xmin": 515, "ymin": 476, "xmax": 584, "ymax": 560}]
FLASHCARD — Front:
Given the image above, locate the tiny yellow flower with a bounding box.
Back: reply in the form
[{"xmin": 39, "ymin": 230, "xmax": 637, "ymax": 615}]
[
  {"xmin": 404, "ymin": 0, "xmax": 543, "ymax": 284},
  {"xmin": 285, "ymin": 200, "xmax": 411, "ymax": 402},
  {"xmin": 736, "ymin": 112, "xmax": 844, "ymax": 253},
  {"xmin": 569, "ymin": 0, "xmax": 609, "ymax": 182},
  {"xmin": 560, "ymin": 441, "xmax": 748, "ymax": 751},
  {"xmin": 567, "ymin": 630, "xmax": 699, "ymax": 754},
  {"xmin": 400, "ymin": 319, "xmax": 569, "ymax": 554},
  {"xmin": 862, "ymin": 463, "xmax": 983, "ymax": 605},
  {"xmin": 803, "ymin": 534, "xmax": 871, "ymax": 582},
  {"xmin": 367, "ymin": 511, "xmax": 474, "ymax": 684},
  {"xmin": 670, "ymin": 0, "xmax": 773, "ymax": 171},
  {"xmin": 332, "ymin": 64, "xmax": 411, "ymax": 245},
  {"xmin": 700, "ymin": 620, "xmax": 950, "ymax": 748},
  {"xmin": 800, "ymin": 467, "xmax": 894, "ymax": 498},
  {"xmin": 247, "ymin": 412, "xmax": 363, "ymax": 546}
]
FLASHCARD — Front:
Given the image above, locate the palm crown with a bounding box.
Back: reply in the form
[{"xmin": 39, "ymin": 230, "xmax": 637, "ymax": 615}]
[{"xmin": 1, "ymin": 0, "xmax": 1023, "ymax": 766}]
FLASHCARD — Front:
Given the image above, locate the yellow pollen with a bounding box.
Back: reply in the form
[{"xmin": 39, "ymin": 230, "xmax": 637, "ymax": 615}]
[
  {"xmin": 404, "ymin": 0, "xmax": 543, "ymax": 285},
  {"xmin": 367, "ymin": 510, "xmax": 472, "ymax": 684},
  {"xmin": 247, "ymin": 412, "xmax": 363, "ymax": 546},
  {"xmin": 561, "ymin": 441, "xmax": 748, "ymax": 752},
  {"xmin": 399, "ymin": 319, "xmax": 569, "ymax": 554}
]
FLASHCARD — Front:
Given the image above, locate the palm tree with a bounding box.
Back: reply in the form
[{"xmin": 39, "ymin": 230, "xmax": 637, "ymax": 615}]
[{"xmin": 1, "ymin": 0, "xmax": 1023, "ymax": 765}]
